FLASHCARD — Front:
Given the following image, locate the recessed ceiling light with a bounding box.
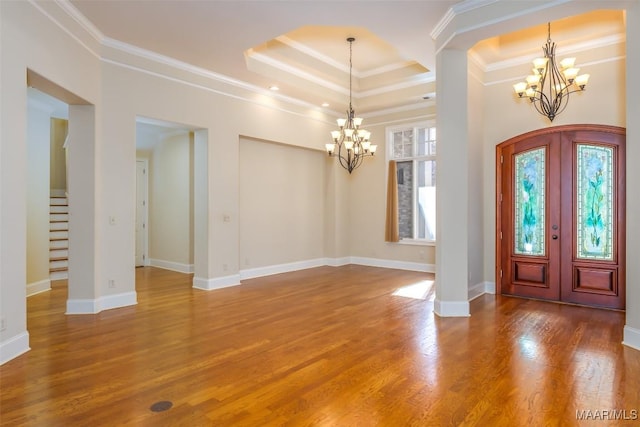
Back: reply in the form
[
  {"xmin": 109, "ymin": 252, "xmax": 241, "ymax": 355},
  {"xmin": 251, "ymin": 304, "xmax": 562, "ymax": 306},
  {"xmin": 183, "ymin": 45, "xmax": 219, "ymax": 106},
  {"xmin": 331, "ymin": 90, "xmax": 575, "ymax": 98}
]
[
  {"xmin": 322, "ymin": 102, "xmax": 329, "ymax": 107},
  {"xmin": 269, "ymin": 85, "xmax": 279, "ymax": 91}
]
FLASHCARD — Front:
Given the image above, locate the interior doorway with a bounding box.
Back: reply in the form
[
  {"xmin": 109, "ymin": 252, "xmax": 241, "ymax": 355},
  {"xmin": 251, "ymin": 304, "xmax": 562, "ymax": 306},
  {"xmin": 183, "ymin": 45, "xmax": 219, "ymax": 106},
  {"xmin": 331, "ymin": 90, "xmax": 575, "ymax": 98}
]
[
  {"xmin": 135, "ymin": 118, "xmax": 196, "ymax": 276},
  {"xmin": 496, "ymin": 124, "xmax": 626, "ymax": 310}
]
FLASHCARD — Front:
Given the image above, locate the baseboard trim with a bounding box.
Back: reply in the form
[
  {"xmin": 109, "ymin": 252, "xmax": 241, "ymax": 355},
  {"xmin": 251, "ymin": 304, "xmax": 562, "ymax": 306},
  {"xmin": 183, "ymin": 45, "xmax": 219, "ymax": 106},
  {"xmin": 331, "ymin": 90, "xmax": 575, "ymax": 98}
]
[
  {"xmin": 27, "ymin": 279, "xmax": 51, "ymax": 296},
  {"xmin": 468, "ymin": 281, "xmax": 496, "ymax": 301},
  {"xmin": 0, "ymin": 332, "xmax": 30, "ymax": 365},
  {"xmin": 240, "ymin": 258, "xmax": 326, "ymax": 280},
  {"xmin": 349, "ymin": 257, "xmax": 435, "ymax": 273},
  {"xmin": 623, "ymin": 325, "xmax": 640, "ymax": 351},
  {"xmin": 325, "ymin": 257, "xmax": 351, "ymax": 267},
  {"xmin": 66, "ymin": 292, "xmax": 137, "ymax": 314},
  {"xmin": 434, "ymin": 299, "xmax": 470, "ymax": 317},
  {"xmin": 149, "ymin": 258, "xmax": 194, "ymax": 274},
  {"xmin": 485, "ymin": 281, "xmax": 496, "ymax": 295},
  {"xmin": 193, "ymin": 274, "xmax": 241, "ymax": 291}
]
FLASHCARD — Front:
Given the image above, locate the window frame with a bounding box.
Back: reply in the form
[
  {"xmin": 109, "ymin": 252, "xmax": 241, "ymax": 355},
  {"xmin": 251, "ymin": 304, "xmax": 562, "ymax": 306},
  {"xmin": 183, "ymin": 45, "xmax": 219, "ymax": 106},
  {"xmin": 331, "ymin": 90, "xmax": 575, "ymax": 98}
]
[{"xmin": 386, "ymin": 121, "xmax": 436, "ymax": 245}]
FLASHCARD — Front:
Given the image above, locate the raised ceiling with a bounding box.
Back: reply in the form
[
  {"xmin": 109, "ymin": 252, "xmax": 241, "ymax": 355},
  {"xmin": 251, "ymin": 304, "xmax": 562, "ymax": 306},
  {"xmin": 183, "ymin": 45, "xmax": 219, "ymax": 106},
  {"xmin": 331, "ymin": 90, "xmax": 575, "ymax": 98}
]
[{"xmin": 67, "ymin": 1, "xmax": 625, "ymax": 117}]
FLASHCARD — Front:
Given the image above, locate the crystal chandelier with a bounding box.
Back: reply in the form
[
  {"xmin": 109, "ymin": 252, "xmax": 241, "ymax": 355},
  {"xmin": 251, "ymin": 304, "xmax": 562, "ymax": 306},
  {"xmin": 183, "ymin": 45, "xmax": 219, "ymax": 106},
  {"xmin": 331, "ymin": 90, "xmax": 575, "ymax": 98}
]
[
  {"xmin": 325, "ymin": 37, "xmax": 376, "ymax": 174},
  {"xmin": 513, "ymin": 23, "xmax": 590, "ymax": 122}
]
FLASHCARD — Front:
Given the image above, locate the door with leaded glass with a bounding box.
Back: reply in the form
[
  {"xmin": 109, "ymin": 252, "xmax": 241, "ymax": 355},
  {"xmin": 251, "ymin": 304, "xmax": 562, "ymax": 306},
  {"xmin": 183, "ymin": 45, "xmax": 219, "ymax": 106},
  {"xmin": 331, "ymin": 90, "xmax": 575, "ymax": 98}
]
[{"xmin": 497, "ymin": 125, "xmax": 625, "ymax": 310}]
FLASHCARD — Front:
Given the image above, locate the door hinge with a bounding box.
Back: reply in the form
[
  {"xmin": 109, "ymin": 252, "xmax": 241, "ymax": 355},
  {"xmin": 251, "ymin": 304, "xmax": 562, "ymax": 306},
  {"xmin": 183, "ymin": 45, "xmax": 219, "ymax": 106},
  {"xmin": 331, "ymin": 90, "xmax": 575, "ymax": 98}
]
[
  {"xmin": 500, "ymin": 155, "xmax": 504, "ymax": 164},
  {"xmin": 500, "ymin": 231, "xmax": 503, "ymax": 240},
  {"xmin": 500, "ymin": 269, "xmax": 503, "ymax": 278},
  {"xmin": 500, "ymin": 193, "xmax": 503, "ymax": 203}
]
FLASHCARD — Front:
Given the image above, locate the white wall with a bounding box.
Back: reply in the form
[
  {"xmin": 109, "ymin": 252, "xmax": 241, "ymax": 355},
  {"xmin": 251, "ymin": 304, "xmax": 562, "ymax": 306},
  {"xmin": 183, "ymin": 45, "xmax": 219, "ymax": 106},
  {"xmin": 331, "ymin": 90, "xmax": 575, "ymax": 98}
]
[
  {"xmin": 149, "ymin": 131, "xmax": 193, "ymax": 267},
  {"xmin": 26, "ymin": 99, "xmax": 51, "ymax": 289},
  {"xmin": 239, "ymin": 138, "xmax": 325, "ymax": 271}
]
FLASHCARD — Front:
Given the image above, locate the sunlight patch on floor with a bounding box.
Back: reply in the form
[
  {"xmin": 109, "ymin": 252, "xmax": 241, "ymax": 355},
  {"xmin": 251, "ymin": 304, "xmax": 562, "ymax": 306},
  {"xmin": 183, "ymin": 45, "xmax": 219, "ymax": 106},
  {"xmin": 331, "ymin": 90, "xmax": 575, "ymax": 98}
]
[{"xmin": 392, "ymin": 280, "xmax": 434, "ymax": 300}]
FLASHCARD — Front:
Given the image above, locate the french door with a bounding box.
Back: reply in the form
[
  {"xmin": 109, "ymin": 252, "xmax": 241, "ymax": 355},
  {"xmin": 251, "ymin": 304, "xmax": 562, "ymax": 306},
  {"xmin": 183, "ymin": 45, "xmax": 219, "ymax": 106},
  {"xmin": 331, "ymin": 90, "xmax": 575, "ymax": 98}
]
[{"xmin": 497, "ymin": 125, "xmax": 625, "ymax": 310}]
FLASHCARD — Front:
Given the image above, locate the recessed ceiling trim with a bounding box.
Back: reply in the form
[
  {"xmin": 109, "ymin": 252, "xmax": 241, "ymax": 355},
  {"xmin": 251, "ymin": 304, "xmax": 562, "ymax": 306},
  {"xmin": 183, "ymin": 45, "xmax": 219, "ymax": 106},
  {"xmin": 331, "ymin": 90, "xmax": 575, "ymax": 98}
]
[
  {"xmin": 483, "ymin": 33, "xmax": 626, "ymax": 73},
  {"xmin": 246, "ymin": 50, "xmax": 349, "ymax": 95},
  {"xmin": 276, "ymin": 35, "xmax": 350, "ymax": 75},
  {"xmin": 360, "ymin": 61, "xmax": 426, "ymax": 78}
]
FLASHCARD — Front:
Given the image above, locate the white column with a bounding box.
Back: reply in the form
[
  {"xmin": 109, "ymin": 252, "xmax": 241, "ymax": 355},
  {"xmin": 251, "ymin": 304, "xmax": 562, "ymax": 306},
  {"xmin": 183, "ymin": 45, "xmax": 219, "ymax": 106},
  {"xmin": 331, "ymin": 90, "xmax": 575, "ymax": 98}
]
[
  {"xmin": 66, "ymin": 105, "xmax": 98, "ymax": 313},
  {"xmin": 434, "ymin": 48, "xmax": 470, "ymax": 317},
  {"xmin": 624, "ymin": 1, "xmax": 640, "ymax": 351}
]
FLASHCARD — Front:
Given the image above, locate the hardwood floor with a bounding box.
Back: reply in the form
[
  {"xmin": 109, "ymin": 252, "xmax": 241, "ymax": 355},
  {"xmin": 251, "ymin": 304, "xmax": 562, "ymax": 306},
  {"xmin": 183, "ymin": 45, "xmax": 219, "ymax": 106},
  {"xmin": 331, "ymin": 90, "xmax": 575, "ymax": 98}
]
[{"xmin": 1, "ymin": 266, "xmax": 638, "ymax": 426}]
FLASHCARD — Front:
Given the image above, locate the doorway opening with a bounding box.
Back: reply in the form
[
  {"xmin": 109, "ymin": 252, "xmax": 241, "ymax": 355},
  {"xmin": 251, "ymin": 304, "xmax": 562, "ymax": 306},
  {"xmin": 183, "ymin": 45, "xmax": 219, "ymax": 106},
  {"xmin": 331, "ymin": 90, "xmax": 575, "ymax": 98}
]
[{"xmin": 496, "ymin": 124, "xmax": 626, "ymax": 310}]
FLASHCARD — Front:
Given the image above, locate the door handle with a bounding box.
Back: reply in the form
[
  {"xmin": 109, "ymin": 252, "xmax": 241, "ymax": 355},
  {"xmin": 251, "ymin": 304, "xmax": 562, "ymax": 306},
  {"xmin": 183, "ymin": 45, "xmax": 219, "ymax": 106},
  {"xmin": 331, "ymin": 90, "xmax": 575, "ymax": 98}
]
[{"xmin": 552, "ymin": 235, "xmax": 558, "ymax": 240}]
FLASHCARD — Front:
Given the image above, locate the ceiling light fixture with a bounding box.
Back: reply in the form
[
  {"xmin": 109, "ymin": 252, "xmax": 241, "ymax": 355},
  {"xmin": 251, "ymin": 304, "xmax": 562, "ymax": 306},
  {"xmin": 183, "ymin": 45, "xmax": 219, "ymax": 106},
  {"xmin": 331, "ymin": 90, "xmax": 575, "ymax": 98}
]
[
  {"xmin": 513, "ymin": 22, "xmax": 590, "ymax": 122},
  {"xmin": 325, "ymin": 37, "xmax": 376, "ymax": 174}
]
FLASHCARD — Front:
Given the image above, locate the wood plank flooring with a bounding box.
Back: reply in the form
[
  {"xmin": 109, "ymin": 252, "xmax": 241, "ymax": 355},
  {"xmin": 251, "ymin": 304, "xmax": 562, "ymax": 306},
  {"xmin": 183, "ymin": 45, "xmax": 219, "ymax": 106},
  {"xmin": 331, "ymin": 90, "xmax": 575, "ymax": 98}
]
[{"xmin": 1, "ymin": 266, "xmax": 638, "ymax": 426}]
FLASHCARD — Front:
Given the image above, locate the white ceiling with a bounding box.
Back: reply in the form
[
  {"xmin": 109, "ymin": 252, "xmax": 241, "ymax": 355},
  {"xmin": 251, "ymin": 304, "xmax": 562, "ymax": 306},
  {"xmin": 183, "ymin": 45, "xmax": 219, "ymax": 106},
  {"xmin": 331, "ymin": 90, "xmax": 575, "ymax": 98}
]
[
  {"xmin": 69, "ymin": 0, "xmax": 459, "ymax": 115},
  {"xmin": 66, "ymin": 1, "xmax": 625, "ymax": 118}
]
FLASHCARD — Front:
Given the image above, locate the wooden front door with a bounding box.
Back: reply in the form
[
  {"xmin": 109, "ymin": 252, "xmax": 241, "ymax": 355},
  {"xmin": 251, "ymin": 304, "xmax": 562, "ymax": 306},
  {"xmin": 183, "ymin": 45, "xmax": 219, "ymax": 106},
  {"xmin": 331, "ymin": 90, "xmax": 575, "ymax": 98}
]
[{"xmin": 497, "ymin": 125, "xmax": 625, "ymax": 310}]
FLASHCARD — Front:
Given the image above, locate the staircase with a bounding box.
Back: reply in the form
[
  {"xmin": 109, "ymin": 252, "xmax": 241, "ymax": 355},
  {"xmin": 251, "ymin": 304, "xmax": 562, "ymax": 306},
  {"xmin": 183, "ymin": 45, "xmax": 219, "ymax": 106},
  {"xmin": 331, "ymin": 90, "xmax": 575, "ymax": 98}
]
[{"xmin": 49, "ymin": 195, "xmax": 69, "ymax": 280}]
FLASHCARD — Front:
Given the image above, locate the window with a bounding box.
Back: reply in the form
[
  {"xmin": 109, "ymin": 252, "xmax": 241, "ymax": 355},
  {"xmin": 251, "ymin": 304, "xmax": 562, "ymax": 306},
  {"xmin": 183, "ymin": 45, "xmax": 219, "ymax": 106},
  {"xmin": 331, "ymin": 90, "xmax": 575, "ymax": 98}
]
[{"xmin": 388, "ymin": 124, "xmax": 436, "ymax": 242}]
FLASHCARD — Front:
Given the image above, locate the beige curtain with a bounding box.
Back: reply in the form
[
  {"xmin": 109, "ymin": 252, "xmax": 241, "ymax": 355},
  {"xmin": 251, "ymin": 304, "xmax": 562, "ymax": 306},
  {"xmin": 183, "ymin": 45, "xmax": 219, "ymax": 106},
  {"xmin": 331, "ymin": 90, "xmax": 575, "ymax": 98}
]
[{"xmin": 385, "ymin": 160, "xmax": 399, "ymax": 242}]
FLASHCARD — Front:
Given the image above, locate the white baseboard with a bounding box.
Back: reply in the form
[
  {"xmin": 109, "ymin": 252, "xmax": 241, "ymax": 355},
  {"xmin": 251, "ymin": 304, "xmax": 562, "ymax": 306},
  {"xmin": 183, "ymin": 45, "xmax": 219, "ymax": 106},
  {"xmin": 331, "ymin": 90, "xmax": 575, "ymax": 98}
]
[
  {"xmin": 325, "ymin": 257, "xmax": 351, "ymax": 267},
  {"xmin": 485, "ymin": 281, "xmax": 496, "ymax": 294},
  {"xmin": 0, "ymin": 332, "xmax": 30, "ymax": 365},
  {"xmin": 468, "ymin": 281, "xmax": 496, "ymax": 301},
  {"xmin": 149, "ymin": 258, "xmax": 194, "ymax": 274},
  {"xmin": 193, "ymin": 274, "xmax": 241, "ymax": 291},
  {"xmin": 623, "ymin": 325, "xmax": 640, "ymax": 351},
  {"xmin": 240, "ymin": 258, "xmax": 326, "ymax": 280},
  {"xmin": 66, "ymin": 291, "xmax": 137, "ymax": 314},
  {"xmin": 434, "ymin": 299, "xmax": 470, "ymax": 317},
  {"xmin": 27, "ymin": 279, "xmax": 51, "ymax": 296},
  {"xmin": 349, "ymin": 257, "xmax": 436, "ymax": 273}
]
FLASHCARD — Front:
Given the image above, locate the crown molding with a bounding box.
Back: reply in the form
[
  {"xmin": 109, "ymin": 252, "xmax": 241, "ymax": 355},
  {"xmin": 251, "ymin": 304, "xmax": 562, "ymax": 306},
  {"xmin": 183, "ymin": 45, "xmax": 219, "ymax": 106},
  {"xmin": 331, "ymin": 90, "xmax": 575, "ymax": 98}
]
[
  {"xmin": 55, "ymin": 0, "xmax": 104, "ymax": 42},
  {"xmin": 431, "ymin": 0, "xmax": 499, "ymax": 41}
]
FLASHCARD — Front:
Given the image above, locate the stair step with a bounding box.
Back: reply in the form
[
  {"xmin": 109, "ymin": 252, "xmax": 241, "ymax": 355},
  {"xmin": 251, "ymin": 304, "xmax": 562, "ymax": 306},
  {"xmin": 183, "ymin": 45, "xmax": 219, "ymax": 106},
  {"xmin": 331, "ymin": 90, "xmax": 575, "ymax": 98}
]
[
  {"xmin": 50, "ymin": 213, "xmax": 69, "ymax": 222},
  {"xmin": 50, "ymin": 240, "xmax": 68, "ymax": 249},
  {"xmin": 49, "ymin": 222, "xmax": 68, "ymax": 231},
  {"xmin": 50, "ymin": 205, "xmax": 68, "ymax": 214},
  {"xmin": 50, "ymin": 197, "xmax": 68, "ymax": 206},
  {"xmin": 50, "ymin": 270, "xmax": 68, "ymax": 281},
  {"xmin": 50, "ymin": 256, "xmax": 68, "ymax": 262},
  {"xmin": 49, "ymin": 260, "xmax": 68, "ymax": 269},
  {"xmin": 50, "ymin": 249, "xmax": 69, "ymax": 257},
  {"xmin": 50, "ymin": 230, "xmax": 68, "ymax": 240}
]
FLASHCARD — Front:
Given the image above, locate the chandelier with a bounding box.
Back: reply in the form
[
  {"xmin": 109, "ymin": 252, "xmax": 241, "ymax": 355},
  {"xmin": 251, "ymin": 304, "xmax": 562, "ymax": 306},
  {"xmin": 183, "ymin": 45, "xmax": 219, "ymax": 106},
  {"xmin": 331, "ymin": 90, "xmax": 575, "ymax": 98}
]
[
  {"xmin": 325, "ymin": 37, "xmax": 376, "ymax": 174},
  {"xmin": 513, "ymin": 23, "xmax": 590, "ymax": 122}
]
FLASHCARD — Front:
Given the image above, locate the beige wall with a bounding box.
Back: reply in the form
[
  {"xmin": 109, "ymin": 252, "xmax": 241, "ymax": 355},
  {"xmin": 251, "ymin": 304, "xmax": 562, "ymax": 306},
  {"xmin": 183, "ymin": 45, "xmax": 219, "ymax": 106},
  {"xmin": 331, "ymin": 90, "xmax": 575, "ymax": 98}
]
[
  {"xmin": 148, "ymin": 131, "xmax": 194, "ymax": 266},
  {"xmin": 50, "ymin": 118, "xmax": 67, "ymax": 192},
  {"xmin": 239, "ymin": 138, "xmax": 325, "ymax": 269},
  {"xmin": 26, "ymin": 101, "xmax": 51, "ymax": 287}
]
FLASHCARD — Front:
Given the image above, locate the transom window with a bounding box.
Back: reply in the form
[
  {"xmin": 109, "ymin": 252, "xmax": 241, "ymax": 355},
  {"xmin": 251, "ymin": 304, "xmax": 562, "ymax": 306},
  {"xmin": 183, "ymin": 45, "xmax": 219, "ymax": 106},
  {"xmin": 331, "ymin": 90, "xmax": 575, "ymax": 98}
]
[{"xmin": 388, "ymin": 123, "xmax": 436, "ymax": 242}]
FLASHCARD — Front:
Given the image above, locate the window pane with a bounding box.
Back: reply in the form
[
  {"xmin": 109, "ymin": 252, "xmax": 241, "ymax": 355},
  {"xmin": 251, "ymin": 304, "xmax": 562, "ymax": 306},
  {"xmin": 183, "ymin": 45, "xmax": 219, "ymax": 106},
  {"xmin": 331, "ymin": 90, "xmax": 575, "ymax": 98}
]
[
  {"xmin": 397, "ymin": 161, "xmax": 414, "ymax": 239},
  {"xmin": 417, "ymin": 127, "xmax": 428, "ymax": 156},
  {"xmin": 514, "ymin": 147, "xmax": 546, "ymax": 256},
  {"xmin": 417, "ymin": 160, "xmax": 436, "ymax": 240},
  {"xmin": 576, "ymin": 144, "xmax": 613, "ymax": 260},
  {"xmin": 393, "ymin": 131, "xmax": 404, "ymax": 158},
  {"xmin": 402, "ymin": 130, "xmax": 414, "ymax": 157}
]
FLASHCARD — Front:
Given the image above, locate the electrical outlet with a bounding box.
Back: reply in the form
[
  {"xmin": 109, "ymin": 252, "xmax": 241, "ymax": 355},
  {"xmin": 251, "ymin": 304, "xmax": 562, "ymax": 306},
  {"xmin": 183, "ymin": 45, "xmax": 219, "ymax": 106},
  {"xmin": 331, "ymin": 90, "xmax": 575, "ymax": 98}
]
[
  {"xmin": 223, "ymin": 263, "xmax": 228, "ymax": 272},
  {"xmin": 0, "ymin": 317, "xmax": 6, "ymax": 332},
  {"xmin": 108, "ymin": 279, "xmax": 116, "ymax": 288}
]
